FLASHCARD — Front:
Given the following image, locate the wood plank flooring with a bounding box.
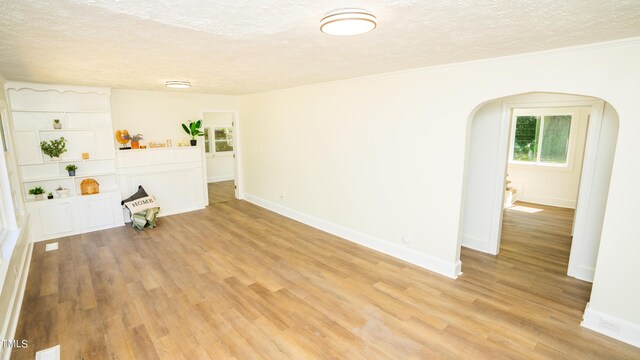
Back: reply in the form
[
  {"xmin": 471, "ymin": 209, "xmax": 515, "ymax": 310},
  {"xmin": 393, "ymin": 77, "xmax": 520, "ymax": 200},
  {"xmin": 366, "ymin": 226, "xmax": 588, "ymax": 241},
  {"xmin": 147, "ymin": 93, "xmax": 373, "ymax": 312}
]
[
  {"xmin": 208, "ymin": 181, "xmax": 235, "ymax": 205},
  {"xmin": 11, "ymin": 200, "xmax": 640, "ymax": 359}
]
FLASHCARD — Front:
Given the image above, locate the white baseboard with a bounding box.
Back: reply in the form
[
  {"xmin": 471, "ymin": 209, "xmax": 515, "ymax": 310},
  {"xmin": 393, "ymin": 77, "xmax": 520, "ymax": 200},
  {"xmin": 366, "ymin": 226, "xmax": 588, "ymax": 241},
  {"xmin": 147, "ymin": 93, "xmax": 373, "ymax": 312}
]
[
  {"xmin": 208, "ymin": 175, "xmax": 234, "ymax": 183},
  {"xmin": 461, "ymin": 235, "xmax": 498, "ymax": 255},
  {"xmin": 518, "ymin": 194, "xmax": 576, "ymax": 209},
  {"xmin": 568, "ymin": 264, "xmax": 595, "ymax": 283},
  {"xmin": 243, "ymin": 193, "xmax": 461, "ymax": 279},
  {"xmin": 1, "ymin": 235, "xmax": 33, "ymax": 360},
  {"xmin": 582, "ymin": 302, "xmax": 640, "ymax": 348}
]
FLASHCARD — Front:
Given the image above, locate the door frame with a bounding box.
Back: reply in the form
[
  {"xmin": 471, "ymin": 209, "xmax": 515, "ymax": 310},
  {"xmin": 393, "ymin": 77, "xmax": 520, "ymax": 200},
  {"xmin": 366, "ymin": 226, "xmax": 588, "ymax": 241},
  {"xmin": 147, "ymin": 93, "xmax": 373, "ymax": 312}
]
[
  {"xmin": 478, "ymin": 98, "xmax": 606, "ymax": 280},
  {"xmin": 199, "ymin": 110, "xmax": 242, "ymax": 203}
]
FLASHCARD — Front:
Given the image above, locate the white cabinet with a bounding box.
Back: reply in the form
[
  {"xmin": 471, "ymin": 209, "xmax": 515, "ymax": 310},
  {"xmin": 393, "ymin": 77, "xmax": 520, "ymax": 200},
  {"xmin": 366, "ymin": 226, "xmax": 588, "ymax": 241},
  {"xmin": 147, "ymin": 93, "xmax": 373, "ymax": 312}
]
[
  {"xmin": 5, "ymin": 82, "xmax": 124, "ymax": 241},
  {"xmin": 26, "ymin": 189, "xmax": 123, "ymax": 241},
  {"xmin": 36, "ymin": 201, "xmax": 74, "ymax": 236},
  {"xmin": 117, "ymin": 147, "xmax": 206, "ymax": 218}
]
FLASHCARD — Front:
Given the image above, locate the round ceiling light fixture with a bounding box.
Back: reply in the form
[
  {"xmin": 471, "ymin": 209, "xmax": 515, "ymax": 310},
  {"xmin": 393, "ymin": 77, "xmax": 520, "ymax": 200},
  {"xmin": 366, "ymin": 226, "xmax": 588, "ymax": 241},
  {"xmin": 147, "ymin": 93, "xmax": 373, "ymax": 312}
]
[
  {"xmin": 320, "ymin": 9, "xmax": 377, "ymax": 36},
  {"xmin": 165, "ymin": 80, "xmax": 191, "ymax": 89}
]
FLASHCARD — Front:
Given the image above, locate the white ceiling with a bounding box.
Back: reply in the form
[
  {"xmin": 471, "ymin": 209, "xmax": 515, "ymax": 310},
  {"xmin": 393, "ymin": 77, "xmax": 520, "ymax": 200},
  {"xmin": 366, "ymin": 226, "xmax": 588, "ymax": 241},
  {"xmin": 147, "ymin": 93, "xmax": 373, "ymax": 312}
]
[{"xmin": 1, "ymin": 0, "xmax": 639, "ymax": 94}]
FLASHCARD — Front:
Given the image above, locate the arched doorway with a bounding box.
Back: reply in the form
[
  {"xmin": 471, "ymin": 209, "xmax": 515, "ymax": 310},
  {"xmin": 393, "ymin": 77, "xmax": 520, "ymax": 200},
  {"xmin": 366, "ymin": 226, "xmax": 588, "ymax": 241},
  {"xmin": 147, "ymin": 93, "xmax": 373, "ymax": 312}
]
[{"xmin": 459, "ymin": 92, "xmax": 619, "ymax": 282}]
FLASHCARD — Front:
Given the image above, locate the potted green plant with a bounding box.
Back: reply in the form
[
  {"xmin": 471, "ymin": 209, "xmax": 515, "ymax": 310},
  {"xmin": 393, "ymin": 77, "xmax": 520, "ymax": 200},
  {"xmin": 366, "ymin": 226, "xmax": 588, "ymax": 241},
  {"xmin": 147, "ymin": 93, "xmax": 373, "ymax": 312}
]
[
  {"xmin": 29, "ymin": 186, "xmax": 45, "ymax": 201},
  {"xmin": 53, "ymin": 119, "xmax": 62, "ymax": 129},
  {"xmin": 65, "ymin": 164, "xmax": 78, "ymax": 176},
  {"xmin": 47, "ymin": 192, "xmax": 54, "ymax": 199},
  {"xmin": 40, "ymin": 137, "xmax": 67, "ymax": 160},
  {"xmin": 182, "ymin": 120, "xmax": 204, "ymax": 146}
]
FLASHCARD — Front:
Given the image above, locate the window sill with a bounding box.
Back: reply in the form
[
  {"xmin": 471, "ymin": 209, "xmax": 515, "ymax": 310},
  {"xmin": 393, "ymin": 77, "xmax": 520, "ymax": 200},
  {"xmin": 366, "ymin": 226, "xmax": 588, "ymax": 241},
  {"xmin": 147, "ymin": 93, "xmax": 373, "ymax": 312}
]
[{"xmin": 509, "ymin": 161, "xmax": 574, "ymax": 172}]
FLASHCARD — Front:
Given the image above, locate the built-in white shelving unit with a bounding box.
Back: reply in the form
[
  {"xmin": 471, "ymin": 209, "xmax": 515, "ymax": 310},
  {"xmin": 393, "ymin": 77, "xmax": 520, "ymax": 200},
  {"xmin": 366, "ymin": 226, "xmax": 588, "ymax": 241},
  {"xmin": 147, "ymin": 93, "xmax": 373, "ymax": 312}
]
[
  {"xmin": 5, "ymin": 82, "xmax": 124, "ymax": 241},
  {"xmin": 117, "ymin": 146, "xmax": 206, "ymax": 219}
]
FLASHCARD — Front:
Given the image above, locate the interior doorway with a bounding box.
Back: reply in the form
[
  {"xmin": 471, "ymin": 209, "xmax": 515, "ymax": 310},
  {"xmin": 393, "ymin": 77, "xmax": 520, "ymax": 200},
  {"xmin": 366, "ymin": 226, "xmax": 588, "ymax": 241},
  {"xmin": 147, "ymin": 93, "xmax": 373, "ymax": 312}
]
[
  {"xmin": 460, "ymin": 92, "xmax": 619, "ymax": 283},
  {"xmin": 201, "ymin": 111, "xmax": 238, "ymax": 205}
]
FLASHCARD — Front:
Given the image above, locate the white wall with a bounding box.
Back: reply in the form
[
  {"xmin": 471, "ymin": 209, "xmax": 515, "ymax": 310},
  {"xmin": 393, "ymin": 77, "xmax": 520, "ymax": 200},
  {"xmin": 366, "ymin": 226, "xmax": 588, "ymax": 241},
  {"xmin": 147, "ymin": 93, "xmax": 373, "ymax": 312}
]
[
  {"xmin": 110, "ymin": 89, "xmax": 239, "ymax": 147},
  {"xmin": 508, "ymin": 107, "xmax": 589, "ymax": 208},
  {"xmin": 203, "ymin": 112, "xmax": 234, "ymax": 183},
  {"xmin": 240, "ymin": 39, "xmax": 640, "ymax": 343},
  {"xmin": 460, "ymin": 100, "xmax": 505, "ymax": 254}
]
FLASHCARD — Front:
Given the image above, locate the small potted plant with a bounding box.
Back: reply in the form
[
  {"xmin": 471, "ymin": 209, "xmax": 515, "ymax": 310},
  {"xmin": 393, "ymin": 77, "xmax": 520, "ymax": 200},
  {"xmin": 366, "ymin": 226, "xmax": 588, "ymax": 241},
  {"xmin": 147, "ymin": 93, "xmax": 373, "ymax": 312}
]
[
  {"xmin": 182, "ymin": 120, "xmax": 204, "ymax": 146},
  {"xmin": 65, "ymin": 164, "xmax": 78, "ymax": 176},
  {"xmin": 55, "ymin": 185, "xmax": 70, "ymax": 198},
  {"xmin": 40, "ymin": 137, "xmax": 67, "ymax": 161},
  {"xmin": 129, "ymin": 133, "xmax": 143, "ymax": 149},
  {"xmin": 53, "ymin": 119, "xmax": 62, "ymax": 129},
  {"xmin": 47, "ymin": 192, "xmax": 54, "ymax": 199},
  {"xmin": 29, "ymin": 186, "xmax": 45, "ymax": 201}
]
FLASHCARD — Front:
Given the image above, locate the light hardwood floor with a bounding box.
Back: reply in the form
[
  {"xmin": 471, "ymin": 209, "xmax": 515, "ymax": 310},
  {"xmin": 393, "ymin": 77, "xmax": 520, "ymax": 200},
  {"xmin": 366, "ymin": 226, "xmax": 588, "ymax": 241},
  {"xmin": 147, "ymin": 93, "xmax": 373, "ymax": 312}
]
[
  {"xmin": 208, "ymin": 181, "xmax": 235, "ymax": 205},
  {"xmin": 11, "ymin": 201, "xmax": 640, "ymax": 359}
]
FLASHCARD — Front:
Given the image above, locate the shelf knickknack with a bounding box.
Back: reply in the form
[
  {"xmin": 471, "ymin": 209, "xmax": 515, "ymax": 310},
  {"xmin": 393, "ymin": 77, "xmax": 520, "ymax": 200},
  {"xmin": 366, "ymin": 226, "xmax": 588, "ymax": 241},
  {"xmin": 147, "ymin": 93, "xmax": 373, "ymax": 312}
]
[
  {"xmin": 55, "ymin": 185, "xmax": 70, "ymax": 198},
  {"xmin": 40, "ymin": 137, "xmax": 67, "ymax": 161},
  {"xmin": 53, "ymin": 119, "xmax": 62, "ymax": 129},
  {"xmin": 115, "ymin": 129, "xmax": 143, "ymax": 149},
  {"xmin": 29, "ymin": 186, "xmax": 45, "ymax": 201},
  {"xmin": 115, "ymin": 129, "xmax": 131, "ymax": 150},
  {"xmin": 65, "ymin": 164, "xmax": 78, "ymax": 176},
  {"xmin": 182, "ymin": 120, "xmax": 204, "ymax": 146}
]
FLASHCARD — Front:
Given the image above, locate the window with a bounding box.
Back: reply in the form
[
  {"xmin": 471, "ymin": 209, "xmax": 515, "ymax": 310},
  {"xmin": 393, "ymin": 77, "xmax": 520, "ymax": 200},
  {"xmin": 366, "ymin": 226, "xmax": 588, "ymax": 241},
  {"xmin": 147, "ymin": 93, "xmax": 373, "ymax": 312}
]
[
  {"xmin": 511, "ymin": 112, "xmax": 573, "ymax": 166},
  {"xmin": 205, "ymin": 126, "xmax": 234, "ymax": 155}
]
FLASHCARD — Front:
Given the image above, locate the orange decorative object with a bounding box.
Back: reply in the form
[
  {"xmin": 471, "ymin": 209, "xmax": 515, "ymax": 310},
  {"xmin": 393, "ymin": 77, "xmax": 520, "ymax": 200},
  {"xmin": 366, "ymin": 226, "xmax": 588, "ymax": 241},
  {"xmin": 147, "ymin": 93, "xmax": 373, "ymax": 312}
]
[
  {"xmin": 115, "ymin": 129, "xmax": 130, "ymax": 146},
  {"xmin": 131, "ymin": 141, "xmax": 140, "ymax": 149},
  {"xmin": 82, "ymin": 152, "xmax": 90, "ymax": 160},
  {"xmin": 80, "ymin": 179, "xmax": 100, "ymax": 195}
]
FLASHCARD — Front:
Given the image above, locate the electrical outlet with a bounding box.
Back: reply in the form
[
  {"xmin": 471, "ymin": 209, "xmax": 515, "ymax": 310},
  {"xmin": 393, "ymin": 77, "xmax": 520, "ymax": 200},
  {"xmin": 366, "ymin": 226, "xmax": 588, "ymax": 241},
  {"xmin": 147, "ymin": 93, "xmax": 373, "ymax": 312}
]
[
  {"xmin": 599, "ymin": 318, "xmax": 621, "ymax": 332},
  {"xmin": 400, "ymin": 234, "xmax": 410, "ymax": 244},
  {"xmin": 279, "ymin": 194, "xmax": 285, "ymax": 201},
  {"xmin": 45, "ymin": 242, "xmax": 58, "ymax": 251}
]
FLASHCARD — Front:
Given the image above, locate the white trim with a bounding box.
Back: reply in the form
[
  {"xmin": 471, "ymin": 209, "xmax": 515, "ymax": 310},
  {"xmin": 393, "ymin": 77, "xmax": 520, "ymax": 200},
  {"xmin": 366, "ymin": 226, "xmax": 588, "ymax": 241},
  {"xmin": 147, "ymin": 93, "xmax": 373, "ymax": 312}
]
[
  {"xmin": 461, "ymin": 235, "xmax": 496, "ymax": 255},
  {"xmin": 1, "ymin": 234, "xmax": 33, "ymax": 360},
  {"xmin": 208, "ymin": 175, "xmax": 234, "ymax": 183},
  {"xmin": 568, "ymin": 101, "xmax": 606, "ymax": 282},
  {"xmin": 35, "ymin": 345, "xmax": 60, "ymax": 360},
  {"xmin": 244, "ymin": 193, "xmax": 461, "ymax": 279},
  {"xmin": 4, "ymin": 81, "xmax": 110, "ymax": 95},
  {"xmin": 582, "ymin": 303, "xmax": 640, "ymax": 348}
]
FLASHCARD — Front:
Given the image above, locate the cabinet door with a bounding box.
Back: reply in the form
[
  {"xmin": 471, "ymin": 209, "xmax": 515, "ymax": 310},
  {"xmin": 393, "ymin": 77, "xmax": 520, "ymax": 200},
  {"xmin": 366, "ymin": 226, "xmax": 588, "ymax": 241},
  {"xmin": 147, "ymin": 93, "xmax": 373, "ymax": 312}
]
[
  {"xmin": 85, "ymin": 196, "xmax": 116, "ymax": 229},
  {"xmin": 38, "ymin": 202, "xmax": 74, "ymax": 236}
]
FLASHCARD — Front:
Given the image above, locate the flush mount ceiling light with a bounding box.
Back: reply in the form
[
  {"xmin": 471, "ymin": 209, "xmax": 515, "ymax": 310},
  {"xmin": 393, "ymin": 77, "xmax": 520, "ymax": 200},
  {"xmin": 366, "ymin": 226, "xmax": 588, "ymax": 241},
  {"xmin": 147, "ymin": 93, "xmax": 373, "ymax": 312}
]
[
  {"xmin": 165, "ymin": 80, "xmax": 191, "ymax": 89},
  {"xmin": 320, "ymin": 9, "xmax": 377, "ymax": 36}
]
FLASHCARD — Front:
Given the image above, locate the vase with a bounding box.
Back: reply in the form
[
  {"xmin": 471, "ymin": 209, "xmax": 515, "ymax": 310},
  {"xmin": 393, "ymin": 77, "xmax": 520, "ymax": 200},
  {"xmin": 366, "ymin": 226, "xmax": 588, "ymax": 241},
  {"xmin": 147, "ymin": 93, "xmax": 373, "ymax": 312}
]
[
  {"xmin": 131, "ymin": 141, "xmax": 140, "ymax": 149},
  {"xmin": 35, "ymin": 194, "xmax": 43, "ymax": 201},
  {"xmin": 68, "ymin": 170, "xmax": 76, "ymax": 176},
  {"xmin": 51, "ymin": 156, "xmax": 60, "ymax": 161},
  {"xmin": 53, "ymin": 122, "xmax": 62, "ymax": 129},
  {"xmin": 190, "ymin": 139, "xmax": 197, "ymax": 146}
]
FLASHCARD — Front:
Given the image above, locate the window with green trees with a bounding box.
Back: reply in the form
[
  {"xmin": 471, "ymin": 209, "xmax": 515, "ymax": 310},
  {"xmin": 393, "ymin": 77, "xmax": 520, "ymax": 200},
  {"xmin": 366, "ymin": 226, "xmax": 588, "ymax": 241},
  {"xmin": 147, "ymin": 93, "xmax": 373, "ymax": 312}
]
[{"xmin": 511, "ymin": 114, "xmax": 572, "ymax": 165}]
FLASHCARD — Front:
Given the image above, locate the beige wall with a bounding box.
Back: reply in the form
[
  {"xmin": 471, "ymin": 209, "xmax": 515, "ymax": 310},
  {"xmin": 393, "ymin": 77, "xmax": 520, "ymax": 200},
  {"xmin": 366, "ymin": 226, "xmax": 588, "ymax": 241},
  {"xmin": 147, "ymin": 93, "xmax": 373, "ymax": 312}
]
[
  {"xmin": 110, "ymin": 89, "xmax": 239, "ymax": 148},
  {"xmin": 240, "ymin": 40, "xmax": 640, "ymax": 332}
]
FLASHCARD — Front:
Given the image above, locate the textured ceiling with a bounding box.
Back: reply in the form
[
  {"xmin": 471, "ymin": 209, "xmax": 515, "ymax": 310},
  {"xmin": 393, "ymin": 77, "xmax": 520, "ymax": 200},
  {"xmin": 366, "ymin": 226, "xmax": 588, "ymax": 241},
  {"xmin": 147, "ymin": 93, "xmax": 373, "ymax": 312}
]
[{"xmin": 1, "ymin": 0, "xmax": 639, "ymax": 94}]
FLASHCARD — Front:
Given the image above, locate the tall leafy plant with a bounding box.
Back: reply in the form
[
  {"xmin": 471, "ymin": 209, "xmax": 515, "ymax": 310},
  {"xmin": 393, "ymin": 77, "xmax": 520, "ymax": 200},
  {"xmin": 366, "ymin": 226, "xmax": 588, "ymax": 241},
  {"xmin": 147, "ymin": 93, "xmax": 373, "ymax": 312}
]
[
  {"xmin": 182, "ymin": 120, "xmax": 205, "ymax": 140},
  {"xmin": 40, "ymin": 137, "xmax": 67, "ymax": 158}
]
